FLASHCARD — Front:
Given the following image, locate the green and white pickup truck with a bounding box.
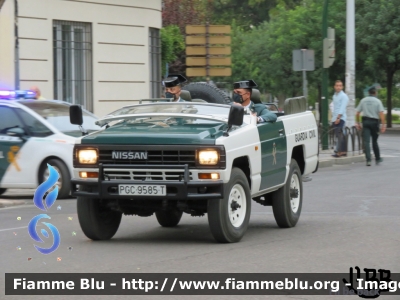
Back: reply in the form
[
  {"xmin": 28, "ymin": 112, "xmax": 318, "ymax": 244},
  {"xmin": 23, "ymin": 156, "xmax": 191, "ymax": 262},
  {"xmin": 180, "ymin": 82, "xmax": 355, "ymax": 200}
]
[{"xmin": 70, "ymin": 86, "xmax": 318, "ymax": 243}]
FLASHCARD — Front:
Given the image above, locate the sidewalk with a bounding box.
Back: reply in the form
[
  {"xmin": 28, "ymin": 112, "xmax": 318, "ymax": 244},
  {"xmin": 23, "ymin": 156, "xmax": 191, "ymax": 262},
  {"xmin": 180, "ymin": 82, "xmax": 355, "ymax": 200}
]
[
  {"xmin": 319, "ymin": 124, "xmax": 399, "ymax": 168},
  {"xmin": 384, "ymin": 124, "xmax": 400, "ymax": 135},
  {"xmin": 0, "ymin": 189, "xmax": 35, "ymax": 208},
  {"xmin": 318, "ymin": 150, "xmax": 365, "ymax": 168}
]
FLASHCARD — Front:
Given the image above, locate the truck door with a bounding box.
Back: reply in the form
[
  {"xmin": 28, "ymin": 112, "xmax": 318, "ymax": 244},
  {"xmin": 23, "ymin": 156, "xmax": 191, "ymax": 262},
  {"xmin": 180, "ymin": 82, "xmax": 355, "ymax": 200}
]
[{"xmin": 257, "ymin": 120, "xmax": 287, "ymax": 190}]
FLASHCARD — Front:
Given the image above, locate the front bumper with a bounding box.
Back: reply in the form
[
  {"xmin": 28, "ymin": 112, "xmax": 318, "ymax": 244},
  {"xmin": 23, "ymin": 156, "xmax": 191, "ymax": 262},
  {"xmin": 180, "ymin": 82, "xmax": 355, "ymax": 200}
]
[{"xmin": 71, "ymin": 164, "xmax": 224, "ymax": 200}]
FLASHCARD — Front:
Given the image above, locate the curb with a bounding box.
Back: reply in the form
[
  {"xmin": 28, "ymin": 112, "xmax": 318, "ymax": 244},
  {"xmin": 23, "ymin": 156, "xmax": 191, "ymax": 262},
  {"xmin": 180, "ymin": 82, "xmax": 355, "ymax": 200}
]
[
  {"xmin": 318, "ymin": 160, "xmax": 333, "ymax": 168},
  {"xmin": 0, "ymin": 199, "xmax": 32, "ymax": 209},
  {"xmin": 383, "ymin": 129, "xmax": 400, "ymax": 135},
  {"xmin": 319, "ymin": 154, "xmax": 365, "ymax": 168}
]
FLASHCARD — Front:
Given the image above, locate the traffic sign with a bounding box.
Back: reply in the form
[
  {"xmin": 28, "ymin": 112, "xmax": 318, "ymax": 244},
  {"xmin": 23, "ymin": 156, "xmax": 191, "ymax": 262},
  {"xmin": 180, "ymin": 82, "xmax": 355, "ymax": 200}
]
[
  {"xmin": 186, "ymin": 25, "xmax": 231, "ymax": 34},
  {"xmin": 293, "ymin": 49, "xmax": 315, "ymax": 71},
  {"xmin": 186, "ymin": 46, "xmax": 231, "ymax": 56},
  {"xmin": 186, "ymin": 68, "xmax": 232, "ymax": 77},
  {"xmin": 186, "ymin": 35, "xmax": 231, "ymax": 45},
  {"xmin": 186, "ymin": 57, "xmax": 231, "ymax": 66},
  {"xmin": 185, "ymin": 24, "xmax": 231, "ymax": 77}
]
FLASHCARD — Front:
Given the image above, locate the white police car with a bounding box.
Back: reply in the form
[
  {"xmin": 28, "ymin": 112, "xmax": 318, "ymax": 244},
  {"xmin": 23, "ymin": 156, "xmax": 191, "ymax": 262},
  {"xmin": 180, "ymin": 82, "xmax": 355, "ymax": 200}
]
[{"xmin": 0, "ymin": 90, "xmax": 99, "ymax": 198}]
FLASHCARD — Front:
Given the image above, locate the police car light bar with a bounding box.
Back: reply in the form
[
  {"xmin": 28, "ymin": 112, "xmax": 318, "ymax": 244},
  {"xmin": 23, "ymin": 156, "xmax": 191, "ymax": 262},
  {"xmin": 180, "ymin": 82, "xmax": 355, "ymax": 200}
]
[{"xmin": 0, "ymin": 90, "xmax": 36, "ymax": 100}]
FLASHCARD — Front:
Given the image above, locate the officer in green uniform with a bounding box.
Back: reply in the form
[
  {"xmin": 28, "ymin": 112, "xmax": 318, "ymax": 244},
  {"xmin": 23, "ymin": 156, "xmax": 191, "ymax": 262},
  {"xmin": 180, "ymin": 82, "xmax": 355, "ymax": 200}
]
[
  {"xmin": 163, "ymin": 74, "xmax": 187, "ymax": 102},
  {"xmin": 355, "ymin": 87, "xmax": 386, "ymax": 166},
  {"xmin": 233, "ymin": 80, "xmax": 277, "ymax": 123}
]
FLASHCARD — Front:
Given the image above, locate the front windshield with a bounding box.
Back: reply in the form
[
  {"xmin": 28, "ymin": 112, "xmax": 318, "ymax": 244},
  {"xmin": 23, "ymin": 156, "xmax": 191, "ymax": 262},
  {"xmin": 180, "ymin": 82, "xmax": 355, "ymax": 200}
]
[
  {"xmin": 102, "ymin": 103, "xmax": 231, "ymax": 127},
  {"xmin": 20, "ymin": 101, "xmax": 100, "ymax": 133}
]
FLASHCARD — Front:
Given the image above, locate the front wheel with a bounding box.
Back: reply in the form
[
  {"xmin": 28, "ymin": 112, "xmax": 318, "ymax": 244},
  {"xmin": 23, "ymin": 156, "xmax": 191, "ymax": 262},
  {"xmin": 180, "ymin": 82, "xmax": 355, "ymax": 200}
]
[
  {"xmin": 77, "ymin": 191, "xmax": 122, "ymax": 240},
  {"xmin": 155, "ymin": 209, "xmax": 183, "ymax": 227},
  {"xmin": 272, "ymin": 159, "xmax": 303, "ymax": 228},
  {"xmin": 207, "ymin": 168, "xmax": 251, "ymax": 243}
]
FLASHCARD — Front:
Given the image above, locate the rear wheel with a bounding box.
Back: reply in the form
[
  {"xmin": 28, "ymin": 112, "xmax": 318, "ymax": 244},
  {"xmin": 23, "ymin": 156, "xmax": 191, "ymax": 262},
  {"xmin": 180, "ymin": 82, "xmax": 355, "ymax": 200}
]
[
  {"xmin": 0, "ymin": 188, "xmax": 7, "ymax": 196},
  {"xmin": 77, "ymin": 188, "xmax": 122, "ymax": 240},
  {"xmin": 155, "ymin": 209, "xmax": 183, "ymax": 227},
  {"xmin": 272, "ymin": 159, "xmax": 303, "ymax": 228},
  {"xmin": 182, "ymin": 83, "xmax": 231, "ymax": 104},
  {"xmin": 207, "ymin": 168, "xmax": 251, "ymax": 243}
]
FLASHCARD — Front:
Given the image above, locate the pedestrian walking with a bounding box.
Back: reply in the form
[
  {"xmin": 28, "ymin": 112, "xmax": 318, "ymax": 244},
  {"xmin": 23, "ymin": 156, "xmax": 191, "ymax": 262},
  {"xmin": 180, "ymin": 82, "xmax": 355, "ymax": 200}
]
[
  {"xmin": 331, "ymin": 80, "xmax": 349, "ymax": 157},
  {"xmin": 355, "ymin": 87, "xmax": 386, "ymax": 166}
]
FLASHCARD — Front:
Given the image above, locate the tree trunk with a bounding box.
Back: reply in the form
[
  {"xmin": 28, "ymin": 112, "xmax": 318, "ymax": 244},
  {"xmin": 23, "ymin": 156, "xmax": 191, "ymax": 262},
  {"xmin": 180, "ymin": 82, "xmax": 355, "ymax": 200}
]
[
  {"xmin": 386, "ymin": 69, "xmax": 394, "ymax": 128},
  {"xmin": 317, "ymin": 83, "xmax": 322, "ymax": 119}
]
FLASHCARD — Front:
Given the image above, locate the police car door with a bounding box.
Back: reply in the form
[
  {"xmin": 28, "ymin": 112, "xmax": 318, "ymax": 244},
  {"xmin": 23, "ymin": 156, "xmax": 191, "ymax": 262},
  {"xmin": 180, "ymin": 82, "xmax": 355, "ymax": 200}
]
[
  {"xmin": 0, "ymin": 105, "xmax": 26, "ymax": 186},
  {"xmin": 3, "ymin": 107, "xmax": 55, "ymax": 187}
]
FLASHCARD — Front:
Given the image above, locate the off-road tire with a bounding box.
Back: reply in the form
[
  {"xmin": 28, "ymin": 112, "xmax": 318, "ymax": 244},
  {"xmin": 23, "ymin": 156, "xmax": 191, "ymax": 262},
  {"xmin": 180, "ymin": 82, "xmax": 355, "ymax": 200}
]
[
  {"xmin": 77, "ymin": 187, "xmax": 122, "ymax": 240},
  {"xmin": 272, "ymin": 159, "xmax": 303, "ymax": 228},
  {"xmin": 183, "ymin": 83, "xmax": 231, "ymax": 104},
  {"xmin": 155, "ymin": 209, "xmax": 183, "ymax": 227},
  {"xmin": 207, "ymin": 168, "xmax": 251, "ymax": 243}
]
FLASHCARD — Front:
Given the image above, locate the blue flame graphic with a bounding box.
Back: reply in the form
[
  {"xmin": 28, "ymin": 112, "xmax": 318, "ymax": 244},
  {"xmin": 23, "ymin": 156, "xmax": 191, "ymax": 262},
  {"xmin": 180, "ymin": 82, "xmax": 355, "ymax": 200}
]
[
  {"xmin": 33, "ymin": 164, "xmax": 59, "ymax": 211},
  {"xmin": 28, "ymin": 214, "xmax": 60, "ymax": 254},
  {"xmin": 29, "ymin": 164, "xmax": 61, "ymax": 255}
]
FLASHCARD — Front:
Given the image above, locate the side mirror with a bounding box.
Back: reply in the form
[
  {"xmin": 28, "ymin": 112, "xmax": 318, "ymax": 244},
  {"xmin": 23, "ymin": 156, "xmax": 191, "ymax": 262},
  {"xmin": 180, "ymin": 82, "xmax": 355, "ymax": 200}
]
[
  {"xmin": 70, "ymin": 105, "xmax": 83, "ymax": 125},
  {"xmin": 228, "ymin": 105, "xmax": 244, "ymax": 127},
  {"xmin": 224, "ymin": 105, "xmax": 244, "ymax": 136},
  {"xmin": 7, "ymin": 127, "xmax": 26, "ymax": 139}
]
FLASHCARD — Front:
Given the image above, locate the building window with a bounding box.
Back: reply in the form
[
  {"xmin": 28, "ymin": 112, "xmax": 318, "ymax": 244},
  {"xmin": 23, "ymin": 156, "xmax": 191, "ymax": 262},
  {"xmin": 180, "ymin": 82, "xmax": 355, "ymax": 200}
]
[
  {"xmin": 53, "ymin": 20, "xmax": 93, "ymax": 111},
  {"xmin": 149, "ymin": 28, "xmax": 161, "ymax": 98}
]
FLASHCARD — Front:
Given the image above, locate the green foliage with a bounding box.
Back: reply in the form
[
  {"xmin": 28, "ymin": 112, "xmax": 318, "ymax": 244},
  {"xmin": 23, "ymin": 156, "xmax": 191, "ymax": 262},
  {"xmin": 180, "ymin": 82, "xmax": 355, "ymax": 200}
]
[
  {"xmin": 356, "ymin": 0, "xmax": 400, "ymax": 126},
  {"xmin": 229, "ymin": 0, "xmax": 351, "ymax": 100},
  {"xmin": 216, "ymin": 0, "xmax": 392, "ymax": 106},
  {"xmin": 378, "ymin": 88, "xmax": 400, "ymax": 108},
  {"xmin": 391, "ymin": 114, "xmax": 399, "ymax": 121},
  {"xmin": 161, "ymin": 25, "xmax": 185, "ymax": 75},
  {"xmin": 210, "ymin": 0, "xmax": 303, "ymax": 28}
]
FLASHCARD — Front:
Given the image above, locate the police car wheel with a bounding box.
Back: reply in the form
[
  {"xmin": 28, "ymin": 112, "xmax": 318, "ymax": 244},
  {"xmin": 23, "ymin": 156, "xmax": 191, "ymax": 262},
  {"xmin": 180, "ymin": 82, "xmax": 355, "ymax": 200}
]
[
  {"xmin": 40, "ymin": 159, "xmax": 70, "ymax": 199},
  {"xmin": 207, "ymin": 168, "xmax": 251, "ymax": 243},
  {"xmin": 155, "ymin": 208, "xmax": 183, "ymax": 227},
  {"xmin": 77, "ymin": 189, "xmax": 122, "ymax": 240},
  {"xmin": 0, "ymin": 188, "xmax": 7, "ymax": 195},
  {"xmin": 272, "ymin": 159, "xmax": 303, "ymax": 228}
]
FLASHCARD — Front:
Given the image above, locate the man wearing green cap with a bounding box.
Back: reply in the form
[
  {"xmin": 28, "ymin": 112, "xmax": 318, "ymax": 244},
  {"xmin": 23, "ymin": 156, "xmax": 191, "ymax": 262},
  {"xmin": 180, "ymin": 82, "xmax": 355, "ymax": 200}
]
[{"xmin": 233, "ymin": 80, "xmax": 277, "ymax": 123}]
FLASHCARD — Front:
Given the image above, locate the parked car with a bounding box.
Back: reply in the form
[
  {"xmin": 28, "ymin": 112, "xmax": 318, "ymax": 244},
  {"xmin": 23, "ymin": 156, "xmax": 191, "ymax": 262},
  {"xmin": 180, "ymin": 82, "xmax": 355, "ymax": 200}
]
[{"xmin": 0, "ymin": 92, "xmax": 99, "ymax": 198}]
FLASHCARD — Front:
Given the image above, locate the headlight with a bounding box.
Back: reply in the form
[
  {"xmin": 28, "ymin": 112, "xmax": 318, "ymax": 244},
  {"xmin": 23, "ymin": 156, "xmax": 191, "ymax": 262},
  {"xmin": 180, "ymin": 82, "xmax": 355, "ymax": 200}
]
[
  {"xmin": 78, "ymin": 149, "xmax": 98, "ymax": 164},
  {"xmin": 198, "ymin": 150, "xmax": 219, "ymax": 165}
]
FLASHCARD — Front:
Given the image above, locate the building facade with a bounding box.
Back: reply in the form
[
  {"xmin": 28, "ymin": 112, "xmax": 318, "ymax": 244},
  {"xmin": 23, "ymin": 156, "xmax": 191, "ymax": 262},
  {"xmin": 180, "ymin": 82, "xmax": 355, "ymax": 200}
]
[{"xmin": 0, "ymin": 0, "xmax": 162, "ymax": 116}]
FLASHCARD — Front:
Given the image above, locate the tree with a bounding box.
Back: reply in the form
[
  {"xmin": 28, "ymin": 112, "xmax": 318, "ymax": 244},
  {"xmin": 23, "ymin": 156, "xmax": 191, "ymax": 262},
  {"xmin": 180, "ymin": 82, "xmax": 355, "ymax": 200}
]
[
  {"xmin": 356, "ymin": 0, "xmax": 400, "ymax": 127},
  {"xmin": 162, "ymin": 0, "xmax": 208, "ymax": 75},
  {"xmin": 210, "ymin": 0, "xmax": 303, "ymax": 28},
  {"xmin": 229, "ymin": 1, "xmax": 350, "ymax": 102},
  {"xmin": 161, "ymin": 25, "xmax": 185, "ymax": 76},
  {"xmin": 228, "ymin": 0, "xmax": 378, "ymax": 108},
  {"xmin": 162, "ymin": 0, "xmax": 208, "ymax": 33}
]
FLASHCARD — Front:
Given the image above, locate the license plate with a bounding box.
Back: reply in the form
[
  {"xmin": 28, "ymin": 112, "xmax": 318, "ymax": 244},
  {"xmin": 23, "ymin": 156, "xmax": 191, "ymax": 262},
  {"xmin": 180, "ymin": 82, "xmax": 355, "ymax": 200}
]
[{"xmin": 118, "ymin": 185, "xmax": 166, "ymax": 196}]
